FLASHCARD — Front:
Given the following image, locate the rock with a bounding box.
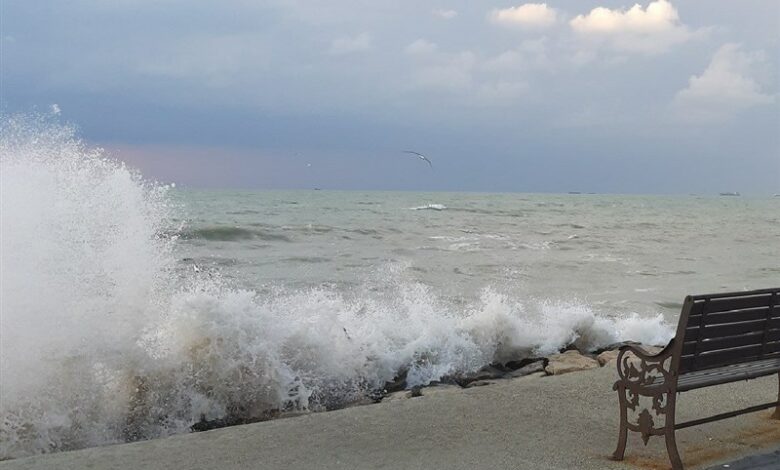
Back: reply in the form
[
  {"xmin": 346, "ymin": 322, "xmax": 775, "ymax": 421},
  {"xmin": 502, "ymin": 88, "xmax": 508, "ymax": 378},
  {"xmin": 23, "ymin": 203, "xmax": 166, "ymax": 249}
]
[
  {"xmin": 366, "ymin": 389, "xmax": 385, "ymax": 403},
  {"xmin": 444, "ymin": 365, "xmax": 506, "ymax": 387},
  {"xmin": 597, "ymin": 350, "xmax": 620, "ymax": 366},
  {"xmin": 479, "ymin": 365, "xmax": 507, "ymax": 378},
  {"xmin": 593, "ymin": 341, "xmax": 666, "ymax": 355},
  {"xmin": 382, "ymin": 390, "xmax": 411, "ymax": 403},
  {"xmin": 383, "ymin": 384, "xmax": 461, "ymax": 402},
  {"xmin": 383, "ymin": 368, "xmax": 408, "ymax": 394},
  {"xmin": 509, "ymin": 371, "xmax": 547, "ymax": 381},
  {"xmin": 507, "ymin": 360, "xmax": 546, "ymax": 378},
  {"xmin": 190, "ymin": 410, "xmax": 277, "ymax": 432},
  {"xmin": 544, "ymin": 350, "xmax": 599, "ymax": 376},
  {"xmin": 343, "ymin": 397, "xmax": 379, "ymax": 409},
  {"xmin": 522, "ymin": 371, "xmax": 547, "ymax": 379},
  {"xmin": 595, "ymin": 344, "xmax": 664, "ymax": 367},
  {"xmin": 592, "ymin": 341, "xmax": 638, "ymax": 355},
  {"xmin": 640, "ymin": 345, "xmax": 663, "ymax": 355},
  {"xmin": 487, "ymin": 362, "xmax": 512, "ymax": 373},
  {"xmin": 504, "ymin": 357, "xmax": 544, "ymax": 371},
  {"xmin": 464, "ymin": 380, "xmax": 495, "ymax": 388}
]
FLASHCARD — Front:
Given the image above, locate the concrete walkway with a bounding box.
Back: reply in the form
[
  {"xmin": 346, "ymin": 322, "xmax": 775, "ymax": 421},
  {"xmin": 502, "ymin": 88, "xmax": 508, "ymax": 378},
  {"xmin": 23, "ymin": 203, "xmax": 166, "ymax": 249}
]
[{"xmin": 2, "ymin": 367, "xmax": 778, "ymax": 470}]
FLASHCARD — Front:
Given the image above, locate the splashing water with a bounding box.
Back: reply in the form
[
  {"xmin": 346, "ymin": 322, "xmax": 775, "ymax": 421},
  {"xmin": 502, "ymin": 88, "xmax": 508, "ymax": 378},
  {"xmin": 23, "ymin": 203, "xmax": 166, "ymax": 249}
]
[
  {"xmin": 1, "ymin": 114, "xmax": 180, "ymax": 456},
  {"xmin": 0, "ymin": 115, "xmax": 673, "ymax": 460}
]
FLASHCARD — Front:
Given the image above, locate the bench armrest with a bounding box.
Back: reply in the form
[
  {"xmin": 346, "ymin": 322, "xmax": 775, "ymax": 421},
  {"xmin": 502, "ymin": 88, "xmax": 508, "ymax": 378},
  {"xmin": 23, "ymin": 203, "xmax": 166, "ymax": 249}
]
[
  {"xmin": 614, "ymin": 341, "xmax": 676, "ymax": 392},
  {"xmin": 617, "ymin": 342, "xmax": 672, "ymax": 361}
]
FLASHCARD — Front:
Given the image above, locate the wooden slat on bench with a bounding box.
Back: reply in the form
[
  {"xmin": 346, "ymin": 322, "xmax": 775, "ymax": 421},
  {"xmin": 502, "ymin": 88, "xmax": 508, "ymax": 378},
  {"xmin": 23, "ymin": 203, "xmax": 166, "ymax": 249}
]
[
  {"xmin": 683, "ymin": 318, "xmax": 780, "ymax": 342},
  {"xmin": 690, "ymin": 287, "xmax": 779, "ymax": 301},
  {"xmin": 690, "ymin": 293, "xmax": 774, "ymax": 315},
  {"xmin": 680, "ymin": 343, "xmax": 780, "ymax": 371},
  {"xmin": 677, "ymin": 358, "xmax": 780, "ymax": 391},
  {"xmin": 681, "ymin": 329, "xmax": 780, "ymax": 356},
  {"xmin": 686, "ymin": 306, "xmax": 776, "ymax": 328}
]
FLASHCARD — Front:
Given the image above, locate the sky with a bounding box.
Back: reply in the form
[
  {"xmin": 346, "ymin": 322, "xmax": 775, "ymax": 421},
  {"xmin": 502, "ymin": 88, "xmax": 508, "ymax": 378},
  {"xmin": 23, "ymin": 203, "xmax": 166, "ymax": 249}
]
[{"xmin": 2, "ymin": 0, "xmax": 779, "ymax": 194}]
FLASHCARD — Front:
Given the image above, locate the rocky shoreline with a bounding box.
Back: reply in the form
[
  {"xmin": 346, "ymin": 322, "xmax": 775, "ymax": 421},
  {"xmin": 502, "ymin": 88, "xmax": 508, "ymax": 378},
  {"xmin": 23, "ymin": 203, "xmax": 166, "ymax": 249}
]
[
  {"xmin": 191, "ymin": 341, "xmax": 660, "ymax": 433},
  {"xmin": 376, "ymin": 342, "xmax": 659, "ymax": 401}
]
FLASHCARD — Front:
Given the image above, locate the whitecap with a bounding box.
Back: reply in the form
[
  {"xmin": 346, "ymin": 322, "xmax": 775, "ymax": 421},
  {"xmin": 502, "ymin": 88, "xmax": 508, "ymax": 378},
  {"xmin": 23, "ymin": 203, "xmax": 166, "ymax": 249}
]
[{"xmin": 410, "ymin": 204, "xmax": 447, "ymax": 211}]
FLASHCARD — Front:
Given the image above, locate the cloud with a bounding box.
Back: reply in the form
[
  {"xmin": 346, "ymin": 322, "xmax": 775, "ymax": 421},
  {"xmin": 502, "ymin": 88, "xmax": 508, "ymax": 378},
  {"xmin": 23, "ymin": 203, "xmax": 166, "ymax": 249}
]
[
  {"xmin": 673, "ymin": 43, "xmax": 776, "ymax": 122},
  {"xmin": 433, "ymin": 9, "xmax": 457, "ymax": 20},
  {"xmin": 490, "ymin": 3, "xmax": 557, "ymax": 29},
  {"xmin": 571, "ymin": 0, "xmax": 678, "ymax": 34},
  {"xmin": 405, "ymin": 47, "xmax": 531, "ymax": 106},
  {"xmin": 136, "ymin": 33, "xmax": 271, "ymax": 88},
  {"xmin": 482, "ymin": 38, "xmax": 549, "ymax": 71},
  {"xmin": 570, "ymin": 0, "xmax": 701, "ymax": 54},
  {"xmin": 329, "ymin": 33, "xmax": 372, "ymax": 55},
  {"xmin": 475, "ymin": 80, "xmax": 529, "ymax": 106},
  {"xmin": 405, "ymin": 39, "xmax": 438, "ymax": 56},
  {"xmin": 412, "ymin": 51, "xmax": 477, "ymax": 93}
]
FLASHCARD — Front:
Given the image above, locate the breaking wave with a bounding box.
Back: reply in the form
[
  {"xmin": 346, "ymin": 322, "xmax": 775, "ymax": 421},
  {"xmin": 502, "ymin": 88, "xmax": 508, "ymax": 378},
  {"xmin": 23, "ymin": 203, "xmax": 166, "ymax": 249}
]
[
  {"xmin": 0, "ymin": 114, "xmax": 673, "ymax": 460},
  {"xmin": 410, "ymin": 204, "xmax": 447, "ymax": 211}
]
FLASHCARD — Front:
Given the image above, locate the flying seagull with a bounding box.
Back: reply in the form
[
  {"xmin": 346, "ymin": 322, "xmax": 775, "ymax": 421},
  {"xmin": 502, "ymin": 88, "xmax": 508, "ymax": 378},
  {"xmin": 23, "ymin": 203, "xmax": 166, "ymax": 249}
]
[{"xmin": 402, "ymin": 150, "xmax": 432, "ymax": 168}]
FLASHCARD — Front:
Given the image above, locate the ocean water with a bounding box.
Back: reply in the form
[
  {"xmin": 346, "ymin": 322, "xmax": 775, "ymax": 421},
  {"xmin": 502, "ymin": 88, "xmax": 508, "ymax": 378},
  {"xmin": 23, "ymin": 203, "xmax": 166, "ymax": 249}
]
[
  {"xmin": 1, "ymin": 115, "xmax": 778, "ymax": 459},
  {"xmin": 176, "ymin": 189, "xmax": 779, "ymax": 317}
]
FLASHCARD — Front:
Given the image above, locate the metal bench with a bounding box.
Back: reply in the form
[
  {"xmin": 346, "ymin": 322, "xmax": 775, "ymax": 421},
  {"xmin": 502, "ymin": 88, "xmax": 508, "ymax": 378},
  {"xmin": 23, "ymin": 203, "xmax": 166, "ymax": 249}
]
[{"xmin": 612, "ymin": 288, "xmax": 780, "ymax": 469}]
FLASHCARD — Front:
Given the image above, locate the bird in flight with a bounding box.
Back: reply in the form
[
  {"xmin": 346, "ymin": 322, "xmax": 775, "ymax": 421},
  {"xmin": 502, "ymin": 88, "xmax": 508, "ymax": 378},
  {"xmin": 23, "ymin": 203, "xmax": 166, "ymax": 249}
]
[{"xmin": 402, "ymin": 150, "xmax": 433, "ymax": 168}]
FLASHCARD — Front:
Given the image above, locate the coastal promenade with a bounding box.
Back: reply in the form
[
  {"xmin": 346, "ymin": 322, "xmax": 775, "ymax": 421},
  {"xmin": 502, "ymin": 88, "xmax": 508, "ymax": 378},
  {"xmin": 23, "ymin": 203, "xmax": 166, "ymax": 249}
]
[{"xmin": 3, "ymin": 366, "xmax": 778, "ymax": 470}]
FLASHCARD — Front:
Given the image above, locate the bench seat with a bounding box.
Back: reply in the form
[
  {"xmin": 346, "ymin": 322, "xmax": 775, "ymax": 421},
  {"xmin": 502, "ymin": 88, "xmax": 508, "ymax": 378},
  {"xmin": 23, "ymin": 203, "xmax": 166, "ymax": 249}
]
[{"xmin": 676, "ymin": 357, "xmax": 780, "ymax": 391}]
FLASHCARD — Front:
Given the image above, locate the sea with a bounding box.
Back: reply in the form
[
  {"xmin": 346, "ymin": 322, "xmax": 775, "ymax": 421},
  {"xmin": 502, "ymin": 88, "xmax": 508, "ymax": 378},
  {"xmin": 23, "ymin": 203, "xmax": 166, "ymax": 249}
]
[{"xmin": 1, "ymin": 114, "xmax": 778, "ymax": 459}]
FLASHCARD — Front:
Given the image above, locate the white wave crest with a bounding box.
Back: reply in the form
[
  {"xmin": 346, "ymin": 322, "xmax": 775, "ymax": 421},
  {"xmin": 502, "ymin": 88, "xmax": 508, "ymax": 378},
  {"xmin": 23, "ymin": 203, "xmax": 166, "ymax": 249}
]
[{"xmin": 410, "ymin": 203, "xmax": 447, "ymax": 211}]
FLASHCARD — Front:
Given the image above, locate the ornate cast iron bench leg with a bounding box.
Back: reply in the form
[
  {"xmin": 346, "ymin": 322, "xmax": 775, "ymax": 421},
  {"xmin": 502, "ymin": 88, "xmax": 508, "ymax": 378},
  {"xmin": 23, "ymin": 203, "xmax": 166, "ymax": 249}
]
[
  {"xmin": 613, "ymin": 380, "xmax": 684, "ymax": 469},
  {"xmin": 612, "ymin": 382, "xmax": 629, "ymax": 461},
  {"xmin": 664, "ymin": 392, "xmax": 683, "ymax": 470},
  {"xmin": 613, "ymin": 343, "xmax": 681, "ymax": 467}
]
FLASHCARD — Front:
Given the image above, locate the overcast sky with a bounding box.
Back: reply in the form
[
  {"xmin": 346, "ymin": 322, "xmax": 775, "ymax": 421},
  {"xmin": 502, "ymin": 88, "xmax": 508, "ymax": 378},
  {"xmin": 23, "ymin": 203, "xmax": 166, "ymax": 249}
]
[{"xmin": 2, "ymin": 0, "xmax": 778, "ymax": 193}]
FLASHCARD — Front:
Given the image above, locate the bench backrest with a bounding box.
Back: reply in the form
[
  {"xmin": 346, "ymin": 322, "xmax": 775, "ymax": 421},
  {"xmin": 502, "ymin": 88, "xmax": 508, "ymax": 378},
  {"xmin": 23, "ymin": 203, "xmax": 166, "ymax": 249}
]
[{"xmin": 673, "ymin": 288, "xmax": 780, "ymax": 374}]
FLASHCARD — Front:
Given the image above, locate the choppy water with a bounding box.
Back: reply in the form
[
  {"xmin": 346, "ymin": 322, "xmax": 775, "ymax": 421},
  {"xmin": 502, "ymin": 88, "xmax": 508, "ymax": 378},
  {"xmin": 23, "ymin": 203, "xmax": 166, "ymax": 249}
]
[
  {"xmin": 176, "ymin": 190, "xmax": 780, "ymax": 319},
  {"xmin": 1, "ymin": 114, "xmax": 778, "ymax": 460}
]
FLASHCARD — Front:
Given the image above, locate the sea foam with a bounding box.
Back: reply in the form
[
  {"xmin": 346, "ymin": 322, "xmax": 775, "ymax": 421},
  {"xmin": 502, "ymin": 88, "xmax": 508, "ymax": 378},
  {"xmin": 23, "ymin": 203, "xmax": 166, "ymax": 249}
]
[
  {"xmin": 0, "ymin": 115, "xmax": 673, "ymax": 459},
  {"xmin": 410, "ymin": 203, "xmax": 447, "ymax": 211}
]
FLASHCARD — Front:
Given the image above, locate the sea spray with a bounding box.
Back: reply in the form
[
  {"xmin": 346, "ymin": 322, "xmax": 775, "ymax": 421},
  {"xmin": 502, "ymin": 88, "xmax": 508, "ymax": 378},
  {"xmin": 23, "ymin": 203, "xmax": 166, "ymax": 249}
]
[
  {"xmin": 0, "ymin": 114, "xmax": 178, "ymax": 456},
  {"xmin": 0, "ymin": 114, "xmax": 674, "ymax": 460}
]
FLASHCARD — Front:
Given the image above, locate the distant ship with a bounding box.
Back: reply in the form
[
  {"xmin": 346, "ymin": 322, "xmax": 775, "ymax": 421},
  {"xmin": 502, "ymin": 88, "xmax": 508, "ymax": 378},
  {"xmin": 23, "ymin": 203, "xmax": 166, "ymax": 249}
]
[{"xmin": 719, "ymin": 192, "xmax": 740, "ymax": 197}]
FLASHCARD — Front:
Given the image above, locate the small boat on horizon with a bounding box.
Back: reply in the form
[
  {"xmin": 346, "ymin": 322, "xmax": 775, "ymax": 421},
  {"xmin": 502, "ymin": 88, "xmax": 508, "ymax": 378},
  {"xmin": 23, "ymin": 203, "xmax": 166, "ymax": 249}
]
[{"xmin": 719, "ymin": 192, "xmax": 740, "ymax": 197}]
